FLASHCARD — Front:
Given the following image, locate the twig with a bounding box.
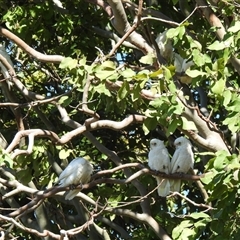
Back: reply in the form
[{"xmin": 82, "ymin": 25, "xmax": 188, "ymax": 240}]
[
  {"xmin": 82, "ymin": 75, "xmax": 100, "ymax": 125},
  {"xmin": 180, "ymin": 5, "xmax": 210, "ymax": 25},
  {"xmin": 107, "ymin": 0, "xmax": 143, "ymax": 57},
  {"xmin": 168, "ymin": 191, "xmax": 215, "ymax": 211},
  {"xmin": 0, "ymin": 214, "xmax": 60, "ymax": 239},
  {"xmin": 141, "ymin": 16, "xmax": 179, "ymax": 26}
]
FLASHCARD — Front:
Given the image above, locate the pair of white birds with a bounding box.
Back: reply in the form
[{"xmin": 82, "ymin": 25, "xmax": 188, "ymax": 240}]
[
  {"xmin": 57, "ymin": 136, "xmax": 193, "ymax": 200},
  {"xmin": 148, "ymin": 137, "xmax": 194, "ymax": 197}
]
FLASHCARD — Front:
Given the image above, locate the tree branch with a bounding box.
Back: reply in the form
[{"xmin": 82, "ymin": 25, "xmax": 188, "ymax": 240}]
[
  {"xmin": 195, "ymin": 0, "xmax": 240, "ymax": 75},
  {"xmin": 0, "ymin": 27, "xmax": 64, "ymax": 64}
]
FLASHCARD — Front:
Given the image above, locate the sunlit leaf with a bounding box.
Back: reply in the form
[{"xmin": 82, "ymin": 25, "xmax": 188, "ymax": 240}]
[
  {"xmin": 211, "ymin": 78, "xmax": 225, "ymax": 95},
  {"xmin": 120, "ymin": 68, "xmax": 135, "ymax": 78},
  {"xmin": 185, "ymin": 69, "xmax": 206, "ymax": 78},
  {"xmin": 139, "ymin": 53, "xmax": 155, "ymax": 64},
  {"xmin": 101, "ymin": 60, "xmax": 116, "ymax": 70},
  {"xmin": 60, "ymin": 57, "xmax": 78, "ymax": 70},
  {"xmin": 181, "ymin": 116, "xmax": 197, "ymax": 130},
  {"xmin": 228, "ymin": 21, "xmax": 240, "ymax": 33},
  {"xmin": 208, "ymin": 41, "xmax": 227, "ymax": 50},
  {"xmin": 59, "ymin": 149, "xmax": 72, "ymax": 160}
]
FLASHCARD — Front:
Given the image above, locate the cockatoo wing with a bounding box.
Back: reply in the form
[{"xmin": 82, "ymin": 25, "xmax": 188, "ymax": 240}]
[
  {"xmin": 148, "ymin": 139, "xmax": 171, "ymax": 197},
  {"xmin": 58, "ymin": 158, "xmax": 85, "ymax": 186},
  {"xmin": 155, "ymin": 30, "xmax": 173, "ymax": 60},
  {"xmin": 170, "ymin": 137, "xmax": 194, "ymax": 193},
  {"xmin": 65, "ymin": 189, "xmax": 80, "ymax": 201},
  {"xmin": 156, "ymin": 177, "xmax": 170, "ymax": 197},
  {"xmin": 174, "ymin": 53, "xmax": 184, "ymax": 72},
  {"xmin": 57, "ymin": 157, "xmax": 93, "ymax": 200},
  {"xmin": 170, "ymin": 179, "xmax": 181, "ymax": 192}
]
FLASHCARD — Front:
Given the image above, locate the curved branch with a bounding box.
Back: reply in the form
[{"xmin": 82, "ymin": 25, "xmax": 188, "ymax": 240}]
[
  {"xmin": 6, "ymin": 129, "xmax": 59, "ymax": 154},
  {"xmin": 5, "ymin": 114, "xmax": 146, "ymax": 155},
  {"xmin": 0, "ymin": 214, "xmax": 60, "ymax": 239},
  {"xmin": 106, "ymin": 0, "xmax": 153, "ymax": 54},
  {"xmin": 195, "ymin": 0, "xmax": 240, "ymax": 75},
  {"xmin": 0, "ymin": 27, "xmax": 64, "ymax": 64},
  {"xmin": 92, "ymin": 26, "xmax": 139, "ymax": 49},
  {"xmin": 176, "ymin": 89, "xmax": 230, "ymax": 153}
]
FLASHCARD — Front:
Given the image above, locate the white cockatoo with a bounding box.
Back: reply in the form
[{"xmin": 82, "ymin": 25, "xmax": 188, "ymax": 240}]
[
  {"xmin": 170, "ymin": 136, "xmax": 194, "ymax": 192},
  {"xmin": 148, "ymin": 139, "xmax": 171, "ymax": 197},
  {"xmin": 174, "ymin": 53, "xmax": 194, "ymax": 84},
  {"xmin": 57, "ymin": 157, "xmax": 93, "ymax": 200},
  {"xmin": 155, "ymin": 30, "xmax": 173, "ymax": 61},
  {"xmin": 0, "ymin": 44, "xmax": 14, "ymax": 89}
]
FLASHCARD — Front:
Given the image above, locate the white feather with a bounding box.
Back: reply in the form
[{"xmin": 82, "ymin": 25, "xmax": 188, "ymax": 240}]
[
  {"xmin": 155, "ymin": 30, "xmax": 173, "ymax": 60},
  {"xmin": 58, "ymin": 157, "xmax": 93, "ymax": 200},
  {"xmin": 170, "ymin": 137, "xmax": 194, "ymax": 192},
  {"xmin": 148, "ymin": 139, "xmax": 171, "ymax": 197}
]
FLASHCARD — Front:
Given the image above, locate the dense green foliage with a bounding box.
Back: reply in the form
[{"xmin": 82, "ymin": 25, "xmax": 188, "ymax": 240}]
[{"xmin": 0, "ymin": 0, "xmax": 240, "ymax": 239}]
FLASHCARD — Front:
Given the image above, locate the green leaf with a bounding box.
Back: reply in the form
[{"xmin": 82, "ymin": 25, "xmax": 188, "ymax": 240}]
[
  {"xmin": 117, "ymin": 81, "xmax": 130, "ymax": 102},
  {"xmin": 139, "ymin": 53, "xmax": 155, "ymax": 65},
  {"xmin": 59, "ymin": 57, "xmax": 78, "ymax": 70},
  {"xmin": 142, "ymin": 117, "xmax": 158, "ymax": 135},
  {"xmin": 228, "ymin": 21, "xmax": 240, "ymax": 33},
  {"xmin": 0, "ymin": 151, "xmax": 13, "ymax": 168},
  {"xmin": 172, "ymin": 220, "xmax": 192, "ymax": 239},
  {"xmin": 149, "ymin": 69, "xmax": 163, "ymax": 78},
  {"xmin": 190, "ymin": 39, "xmax": 202, "ymax": 51},
  {"xmin": 59, "ymin": 149, "xmax": 72, "ymax": 160},
  {"xmin": 181, "ymin": 116, "xmax": 197, "ymax": 130},
  {"xmin": 166, "ymin": 118, "xmax": 181, "ymax": 136},
  {"xmin": 185, "ymin": 69, "xmax": 206, "ymax": 78},
  {"xmin": 17, "ymin": 169, "xmax": 32, "ymax": 184},
  {"xmin": 120, "ymin": 68, "xmax": 135, "ymax": 78},
  {"xmin": 208, "ymin": 41, "xmax": 226, "ymax": 50},
  {"xmin": 223, "ymin": 114, "xmax": 240, "ymax": 133},
  {"xmin": 95, "ymin": 70, "xmax": 116, "ymax": 80},
  {"xmin": 213, "ymin": 150, "xmax": 229, "ymax": 170},
  {"xmin": 178, "ymin": 25, "xmax": 185, "ymax": 39},
  {"xmin": 94, "ymin": 83, "xmax": 111, "ymax": 96},
  {"xmin": 180, "ymin": 228, "xmax": 196, "ymax": 239},
  {"xmin": 101, "ymin": 60, "xmax": 116, "ymax": 70},
  {"xmin": 167, "ymin": 27, "xmax": 180, "ymax": 38},
  {"xmin": 190, "ymin": 212, "xmax": 211, "ymax": 220},
  {"xmin": 201, "ymin": 171, "xmax": 216, "ymax": 185},
  {"xmin": 58, "ymin": 96, "xmax": 71, "ymax": 107},
  {"xmin": 223, "ymin": 89, "xmax": 232, "ymax": 107},
  {"xmin": 212, "ymin": 78, "xmax": 225, "ymax": 95},
  {"xmin": 163, "ymin": 66, "xmax": 173, "ymax": 81}
]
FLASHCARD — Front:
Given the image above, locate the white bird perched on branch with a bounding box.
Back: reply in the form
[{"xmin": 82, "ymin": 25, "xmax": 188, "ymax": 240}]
[
  {"xmin": 57, "ymin": 157, "xmax": 93, "ymax": 200},
  {"xmin": 174, "ymin": 53, "xmax": 194, "ymax": 84},
  {"xmin": 170, "ymin": 136, "xmax": 194, "ymax": 192},
  {"xmin": 148, "ymin": 139, "xmax": 171, "ymax": 197},
  {"xmin": 155, "ymin": 30, "xmax": 173, "ymax": 61}
]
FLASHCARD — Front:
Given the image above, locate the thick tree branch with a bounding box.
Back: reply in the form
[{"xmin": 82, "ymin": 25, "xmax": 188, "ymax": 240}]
[
  {"xmin": 0, "ymin": 27, "xmax": 64, "ymax": 64},
  {"xmin": 106, "ymin": 0, "xmax": 154, "ymax": 54},
  {"xmin": 195, "ymin": 0, "xmax": 240, "ymax": 75}
]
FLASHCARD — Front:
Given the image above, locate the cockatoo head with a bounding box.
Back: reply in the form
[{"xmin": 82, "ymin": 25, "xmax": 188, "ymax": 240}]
[
  {"xmin": 150, "ymin": 138, "xmax": 165, "ymax": 150},
  {"xmin": 174, "ymin": 136, "xmax": 192, "ymax": 149}
]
